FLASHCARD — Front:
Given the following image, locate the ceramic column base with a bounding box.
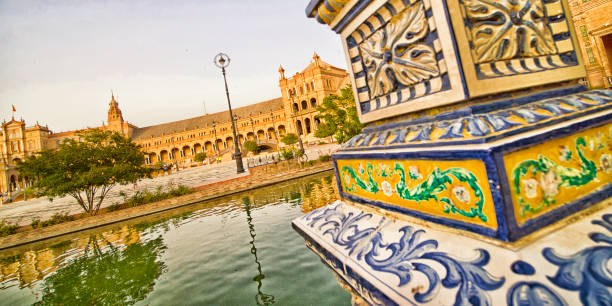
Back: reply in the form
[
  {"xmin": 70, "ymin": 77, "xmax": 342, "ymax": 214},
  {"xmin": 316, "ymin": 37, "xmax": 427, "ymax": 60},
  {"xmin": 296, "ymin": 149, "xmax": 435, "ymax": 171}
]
[
  {"xmin": 292, "ymin": 199, "xmax": 612, "ymax": 305},
  {"xmin": 332, "ymin": 88, "xmax": 612, "ymax": 242}
]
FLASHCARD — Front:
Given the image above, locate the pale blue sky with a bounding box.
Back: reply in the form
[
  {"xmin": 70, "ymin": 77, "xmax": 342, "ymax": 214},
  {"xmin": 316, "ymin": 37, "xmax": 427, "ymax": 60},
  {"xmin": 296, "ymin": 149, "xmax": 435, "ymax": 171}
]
[{"xmin": 0, "ymin": 0, "xmax": 346, "ymax": 131}]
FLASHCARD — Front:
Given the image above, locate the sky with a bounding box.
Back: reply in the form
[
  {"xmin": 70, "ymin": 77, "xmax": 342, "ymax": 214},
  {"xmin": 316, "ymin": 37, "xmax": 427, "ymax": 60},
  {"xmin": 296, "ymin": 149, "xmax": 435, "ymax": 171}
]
[{"xmin": 0, "ymin": 0, "xmax": 346, "ymax": 132}]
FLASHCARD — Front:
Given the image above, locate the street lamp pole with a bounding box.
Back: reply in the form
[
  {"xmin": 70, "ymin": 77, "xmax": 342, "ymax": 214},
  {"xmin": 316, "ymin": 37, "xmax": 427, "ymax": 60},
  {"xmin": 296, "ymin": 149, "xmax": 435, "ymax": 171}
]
[
  {"xmin": 0, "ymin": 151, "xmax": 9, "ymax": 205},
  {"xmin": 214, "ymin": 53, "xmax": 245, "ymax": 174},
  {"xmin": 212, "ymin": 121, "xmax": 218, "ymax": 154},
  {"xmin": 250, "ymin": 116, "xmax": 256, "ymax": 142}
]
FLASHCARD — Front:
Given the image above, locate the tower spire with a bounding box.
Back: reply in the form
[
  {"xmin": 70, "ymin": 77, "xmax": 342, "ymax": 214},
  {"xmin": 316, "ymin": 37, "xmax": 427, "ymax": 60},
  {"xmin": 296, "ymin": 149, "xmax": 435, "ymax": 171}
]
[{"xmin": 279, "ymin": 65, "xmax": 286, "ymax": 79}]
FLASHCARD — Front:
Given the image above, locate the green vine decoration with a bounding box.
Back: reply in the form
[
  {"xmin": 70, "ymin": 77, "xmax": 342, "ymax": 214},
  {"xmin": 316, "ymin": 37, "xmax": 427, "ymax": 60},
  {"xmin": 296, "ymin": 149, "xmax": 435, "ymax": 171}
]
[
  {"xmin": 512, "ymin": 136, "xmax": 599, "ymax": 216},
  {"xmin": 342, "ymin": 163, "xmax": 379, "ymax": 194},
  {"xmin": 341, "ymin": 162, "xmax": 488, "ymax": 222}
]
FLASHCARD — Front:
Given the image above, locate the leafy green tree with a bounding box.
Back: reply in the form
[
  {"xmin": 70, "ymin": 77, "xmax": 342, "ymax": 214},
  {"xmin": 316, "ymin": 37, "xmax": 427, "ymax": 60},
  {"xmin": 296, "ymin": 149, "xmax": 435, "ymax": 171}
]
[
  {"xmin": 18, "ymin": 130, "xmax": 151, "ymax": 216},
  {"xmin": 34, "ymin": 236, "xmax": 166, "ymax": 305},
  {"xmin": 315, "ymin": 85, "xmax": 364, "ymax": 144},
  {"xmin": 281, "ymin": 133, "xmax": 299, "ymax": 146},
  {"xmin": 193, "ymin": 152, "xmax": 207, "ymax": 162},
  {"xmin": 281, "ymin": 148, "xmax": 294, "ymax": 160},
  {"xmin": 244, "ymin": 140, "xmax": 259, "ymax": 154}
]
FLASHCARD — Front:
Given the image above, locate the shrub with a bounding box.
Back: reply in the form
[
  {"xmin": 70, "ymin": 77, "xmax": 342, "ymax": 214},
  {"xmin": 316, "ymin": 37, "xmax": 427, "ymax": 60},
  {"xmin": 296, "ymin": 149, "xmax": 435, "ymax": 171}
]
[
  {"xmin": 244, "ymin": 140, "xmax": 259, "ymax": 154},
  {"xmin": 125, "ymin": 185, "xmax": 193, "ymax": 208},
  {"xmin": 281, "ymin": 149, "xmax": 294, "ymax": 160},
  {"xmin": 107, "ymin": 203, "xmax": 122, "ymax": 212},
  {"xmin": 193, "ymin": 152, "xmax": 207, "ymax": 162},
  {"xmin": 31, "ymin": 213, "xmax": 75, "ymax": 228},
  {"xmin": 281, "ymin": 133, "xmax": 299, "ymax": 146},
  {"xmin": 0, "ymin": 220, "xmax": 18, "ymax": 237},
  {"xmin": 31, "ymin": 218, "xmax": 41, "ymax": 229},
  {"xmin": 319, "ymin": 154, "xmax": 331, "ymax": 162}
]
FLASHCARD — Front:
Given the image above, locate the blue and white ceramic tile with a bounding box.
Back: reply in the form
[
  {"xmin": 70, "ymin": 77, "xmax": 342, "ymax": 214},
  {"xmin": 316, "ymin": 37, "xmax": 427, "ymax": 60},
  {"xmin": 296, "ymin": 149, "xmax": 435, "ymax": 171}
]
[{"xmin": 293, "ymin": 200, "xmax": 612, "ymax": 305}]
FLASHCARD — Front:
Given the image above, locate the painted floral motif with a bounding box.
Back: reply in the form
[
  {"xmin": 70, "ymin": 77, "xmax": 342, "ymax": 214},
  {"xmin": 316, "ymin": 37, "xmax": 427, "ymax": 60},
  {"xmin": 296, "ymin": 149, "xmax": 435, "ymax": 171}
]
[
  {"xmin": 522, "ymin": 179, "xmax": 539, "ymax": 199},
  {"xmin": 539, "ymin": 170, "xmax": 561, "ymax": 198},
  {"xmin": 452, "ymin": 186, "xmax": 470, "ymax": 203},
  {"xmin": 381, "ymin": 181, "xmax": 394, "ymax": 197},
  {"xmin": 342, "ymin": 163, "xmax": 488, "ymax": 222},
  {"xmin": 462, "ymin": 0, "xmax": 557, "ymax": 63},
  {"xmin": 409, "ymin": 166, "xmax": 422, "ymax": 180},
  {"xmin": 306, "ymin": 206, "xmax": 376, "ymax": 256},
  {"xmin": 360, "ymin": 2, "xmax": 439, "ymax": 98},
  {"xmin": 513, "ymin": 136, "xmax": 600, "ymax": 216},
  {"xmin": 543, "ymin": 214, "xmax": 612, "ymax": 305},
  {"xmin": 305, "ymin": 207, "xmax": 505, "ymax": 305}
]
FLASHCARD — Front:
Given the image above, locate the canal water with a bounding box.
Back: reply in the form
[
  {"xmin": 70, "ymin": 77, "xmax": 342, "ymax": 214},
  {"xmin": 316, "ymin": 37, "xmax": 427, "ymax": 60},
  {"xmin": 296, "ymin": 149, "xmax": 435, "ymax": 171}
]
[{"xmin": 0, "ymin": 171, "xmax": 350, "ymax": 305}]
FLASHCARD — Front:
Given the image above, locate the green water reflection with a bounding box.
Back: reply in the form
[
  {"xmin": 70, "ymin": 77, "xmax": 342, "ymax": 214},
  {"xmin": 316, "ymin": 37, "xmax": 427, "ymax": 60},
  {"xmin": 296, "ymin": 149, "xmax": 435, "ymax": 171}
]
[
  {"xmin": 35, "ymin": 237, "xmax": 166, "ymax": 305},
  {"xmin": 0, "ymin": 171, "xmax": 346, "ymax": 305}
]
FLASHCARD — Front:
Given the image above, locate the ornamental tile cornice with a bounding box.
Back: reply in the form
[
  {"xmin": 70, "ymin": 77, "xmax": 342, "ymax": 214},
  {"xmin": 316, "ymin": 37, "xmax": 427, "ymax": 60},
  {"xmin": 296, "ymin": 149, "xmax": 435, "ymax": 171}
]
[{"xmin": 341, "ymin": 87, "xmax": 612, "ymax": 150}]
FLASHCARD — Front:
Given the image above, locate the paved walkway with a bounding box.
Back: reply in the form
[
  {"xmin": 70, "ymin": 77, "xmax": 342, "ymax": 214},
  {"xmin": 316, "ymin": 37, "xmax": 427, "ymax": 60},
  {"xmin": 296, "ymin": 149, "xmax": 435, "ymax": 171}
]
[{"xmin": 0, "ymin": 144, "xmax": 339, "ymax": 226}]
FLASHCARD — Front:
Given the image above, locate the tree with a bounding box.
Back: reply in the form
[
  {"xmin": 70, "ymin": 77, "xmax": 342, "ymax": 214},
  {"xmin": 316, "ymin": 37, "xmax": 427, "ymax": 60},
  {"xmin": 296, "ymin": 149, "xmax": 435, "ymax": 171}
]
[
  {"xmin": 281, "ymin": 133, "xmax": 299, "ymax": 146},
  {"xmin": 34, "ymin": 236, "xmax": 166, "ymax": 305},
  {"xmin": 193, "ymin": 152, "xmax": 207, "ymax": 162},
  {"xmin": 244, "ymin": 140, "xmax": 259, "ymax": 154},
  {"xmin": 315, "ymin": 84, "xmax": 364, "ymax": 144},
  {"xmin": 18, "ymin": 130, "xmax": 151, "ymax": 216}
]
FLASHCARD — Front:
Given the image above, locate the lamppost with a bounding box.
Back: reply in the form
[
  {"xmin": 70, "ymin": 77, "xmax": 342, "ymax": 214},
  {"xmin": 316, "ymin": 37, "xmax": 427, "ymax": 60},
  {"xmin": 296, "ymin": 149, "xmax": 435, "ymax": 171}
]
[
  {"xmin": 234, "ymin": 114, "xmax": 241, "ymax": 146},
  {"xmin": 0, "ymin": 151, "xmax": 9, "ymax": 205},
  {"xmin": 212, "ymin": 121, "xmax": 218, "ymax": 153},
  {"xmin": 214, "ymin": 52, "xmax": 245, "ymax": 174},
  {"xmin": 250, "ymin": 116, "xmax": 257, "ymax": 142}
]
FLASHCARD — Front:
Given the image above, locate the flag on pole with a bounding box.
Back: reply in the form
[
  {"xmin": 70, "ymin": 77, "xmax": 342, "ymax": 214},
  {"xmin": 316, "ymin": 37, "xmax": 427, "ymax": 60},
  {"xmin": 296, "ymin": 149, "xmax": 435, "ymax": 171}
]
[{"xmin": 11, "ymin": 105, "xmax": 16, "ymax": 112}]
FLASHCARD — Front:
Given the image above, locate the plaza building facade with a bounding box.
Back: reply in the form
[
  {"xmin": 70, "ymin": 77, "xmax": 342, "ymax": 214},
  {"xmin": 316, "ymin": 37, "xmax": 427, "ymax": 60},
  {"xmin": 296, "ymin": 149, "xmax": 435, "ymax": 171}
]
[
  {"xmin": 0, "ymin": 54, "xmax": 348, "ymax": 194},
  {"xmin": 569, "ymin": 0, "xmax": 612, "ymax": 88}
]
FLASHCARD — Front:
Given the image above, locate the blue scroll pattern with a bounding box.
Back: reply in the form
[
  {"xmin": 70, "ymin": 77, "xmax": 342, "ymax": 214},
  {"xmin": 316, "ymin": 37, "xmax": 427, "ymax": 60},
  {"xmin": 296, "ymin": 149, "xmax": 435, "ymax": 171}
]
[
  {"xmin": 343, "ymin": 90, "xmax": 612, "ymax": 149},
  {"xmin": 543, "ymin": 213, "xmax": 612, "ymax": 306},
  {"xmin": 304, "ymin": 205, "xmax": 505, "ymax": 305}
]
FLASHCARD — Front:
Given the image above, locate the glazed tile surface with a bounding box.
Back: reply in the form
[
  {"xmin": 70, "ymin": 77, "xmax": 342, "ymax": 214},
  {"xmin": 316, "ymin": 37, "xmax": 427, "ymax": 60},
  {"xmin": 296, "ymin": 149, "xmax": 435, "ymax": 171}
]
[{"xmin": 293, "ymin": 200, "xmax": 612, "ymax": 305}]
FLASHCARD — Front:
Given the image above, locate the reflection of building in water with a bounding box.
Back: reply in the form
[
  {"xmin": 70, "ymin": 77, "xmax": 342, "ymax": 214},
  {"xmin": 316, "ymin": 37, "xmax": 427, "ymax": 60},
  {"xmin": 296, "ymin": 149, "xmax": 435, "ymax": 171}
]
[
  {"xmin": 0, "ymin": 225, "xmax": 141, "ymax": 289},
  {"xmin": 301, "ymin": 177, "xmax": 339, "ymax": 213}
]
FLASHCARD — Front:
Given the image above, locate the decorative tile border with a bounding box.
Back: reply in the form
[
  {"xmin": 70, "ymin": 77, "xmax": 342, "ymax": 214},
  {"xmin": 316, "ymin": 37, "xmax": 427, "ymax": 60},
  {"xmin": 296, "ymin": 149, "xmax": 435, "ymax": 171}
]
[
  {"xmin": 341, "ymin": 89, "xmax": 612, "ymax": 150},
  {"xmin": 336, "ymin": 158, "xmax": 498, "ymax": 229},
  {"xmin": 293, "ymin": 200, "xmax": 612, "ymax": 305},
  {"xmin": 504, "ymin": 122, "xmax": 612, "ymax": 226}
]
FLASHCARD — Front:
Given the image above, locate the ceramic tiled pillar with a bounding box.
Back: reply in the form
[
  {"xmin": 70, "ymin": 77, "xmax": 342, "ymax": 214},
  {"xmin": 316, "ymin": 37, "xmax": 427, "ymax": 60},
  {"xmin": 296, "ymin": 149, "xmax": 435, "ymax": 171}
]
[{"xmin": 294, "ymin": 0, "xmax": 612, "ymax": 304}]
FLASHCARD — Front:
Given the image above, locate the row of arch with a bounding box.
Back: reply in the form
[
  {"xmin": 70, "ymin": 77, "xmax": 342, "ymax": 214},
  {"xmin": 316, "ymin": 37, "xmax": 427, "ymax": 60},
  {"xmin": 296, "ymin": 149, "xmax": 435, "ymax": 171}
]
[
  {"xmin": 145, "ymin": 125, "xmax": 287, "ymax": 164},
  {"xmin": 5, "ymin": 174, "xmax": 31, "ymax": 192},
  {"xmin": 292, "ymin": 98, "xmax": 317, "ymax": 113},
  {"xmin": 295, "ymin": 117, "xmax": 320, "ymax": 135}
]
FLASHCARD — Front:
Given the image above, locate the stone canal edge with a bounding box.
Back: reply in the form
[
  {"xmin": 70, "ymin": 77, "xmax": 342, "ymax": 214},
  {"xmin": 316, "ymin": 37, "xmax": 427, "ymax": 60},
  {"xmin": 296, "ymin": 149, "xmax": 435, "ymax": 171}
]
[{"xmin": 0, "ymin": 162, "xmax": 334, "ymax": 251}]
